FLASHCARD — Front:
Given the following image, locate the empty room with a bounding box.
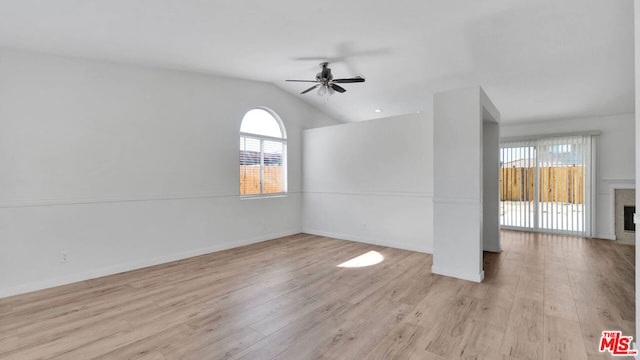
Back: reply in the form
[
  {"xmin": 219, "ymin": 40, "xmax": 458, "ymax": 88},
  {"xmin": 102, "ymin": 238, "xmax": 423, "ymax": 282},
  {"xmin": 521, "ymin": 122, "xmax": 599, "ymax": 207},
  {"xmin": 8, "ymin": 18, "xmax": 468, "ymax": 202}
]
[{"xmin": 0, "ymin": 0, "xmax": 638, "ymax": 359}]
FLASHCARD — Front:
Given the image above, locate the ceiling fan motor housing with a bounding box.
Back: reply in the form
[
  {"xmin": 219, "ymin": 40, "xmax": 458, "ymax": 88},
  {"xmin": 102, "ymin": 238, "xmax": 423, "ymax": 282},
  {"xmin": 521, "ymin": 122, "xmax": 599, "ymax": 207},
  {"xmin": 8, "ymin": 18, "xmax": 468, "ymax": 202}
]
[
  {"xmin": 318, "ymin": 63, "xmax": 332, "ymax": 82},
  {"xmin": 286, "ymin": 61, "xmax": 364, "ymax": 95}
]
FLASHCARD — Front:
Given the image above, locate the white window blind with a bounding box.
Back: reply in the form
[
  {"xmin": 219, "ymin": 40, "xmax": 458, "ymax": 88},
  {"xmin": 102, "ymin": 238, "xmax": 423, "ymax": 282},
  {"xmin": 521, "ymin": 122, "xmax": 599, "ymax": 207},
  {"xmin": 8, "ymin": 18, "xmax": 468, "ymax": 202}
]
[{"xmin": 500, "ymin": 135, "xmax": 594, "ymax": 237}]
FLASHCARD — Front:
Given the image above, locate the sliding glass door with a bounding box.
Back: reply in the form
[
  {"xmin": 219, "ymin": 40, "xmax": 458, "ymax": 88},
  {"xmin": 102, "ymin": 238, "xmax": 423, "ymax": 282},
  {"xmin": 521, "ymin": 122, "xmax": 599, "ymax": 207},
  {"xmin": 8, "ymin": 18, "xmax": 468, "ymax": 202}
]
[{"xmin": 500, "ymin": 135, "xmax": 593, "ymax": 236}]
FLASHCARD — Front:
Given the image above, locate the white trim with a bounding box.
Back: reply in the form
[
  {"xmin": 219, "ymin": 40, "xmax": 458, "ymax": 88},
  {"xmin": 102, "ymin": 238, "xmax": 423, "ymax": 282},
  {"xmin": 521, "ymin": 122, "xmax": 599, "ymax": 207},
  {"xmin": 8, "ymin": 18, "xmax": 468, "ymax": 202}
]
[
  {"xmin": 483, "ymin": 246, "xmax": 503, "ymax": 253},
  {"xmin": 240, "ymin": 193, "xmax": 288, "ymax": 200},
  {"xmin": 501, "ymin": 225, "xmax": 591, "ymax": 237},
  {"xmin": 603, "ymin": 178, "xmax": 638, "ymax": 183},
  {"xmin": 0, "ymin": 229, "xmax": 300, "ymax": 299},
  {"xmin": 589, "ymin": 136, "xmax": 597, "ymax": 237},
  {"xmin": 239, "ymin": 132, "xmax": 286, "ymax": 143},
  {"xmin": 303, "ymin": 191, "xmax": 433, "ymax": 199},
  {"xmin": 431, "ymin": 265, "xmax": 484, "ymax": 283},
  {"xmin": 501, "ymin": 130, "xmax": 602, "ymax": 143},
  {"xmin": 605, "ymin": 179, "xmax": 635, "ymax": 242},
  {"xmin": 302, "ymin": 228, "xmax": 432, "ymax": 254},
  {"xmin": 432, "ymin": 196, "xmax": 479, "ymax": 205},
  {"xmin": 596, "ymin": 233, "xmax": 617, "ymax": 241},
  {"xmin": 0, "ymin": 191, "xmax": 303, "ymax": 208},
  {"xmin": 618, "ymin": 238, "xmax": 636, "ymax": 246}
]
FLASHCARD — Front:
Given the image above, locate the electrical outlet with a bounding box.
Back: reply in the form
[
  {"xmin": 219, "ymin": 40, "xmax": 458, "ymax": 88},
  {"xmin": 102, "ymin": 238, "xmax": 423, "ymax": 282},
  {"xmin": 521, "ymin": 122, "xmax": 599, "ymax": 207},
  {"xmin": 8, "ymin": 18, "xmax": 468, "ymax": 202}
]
[{"xmin": 60, "ymin": 250, "xmax": 69, "ymax": 263}]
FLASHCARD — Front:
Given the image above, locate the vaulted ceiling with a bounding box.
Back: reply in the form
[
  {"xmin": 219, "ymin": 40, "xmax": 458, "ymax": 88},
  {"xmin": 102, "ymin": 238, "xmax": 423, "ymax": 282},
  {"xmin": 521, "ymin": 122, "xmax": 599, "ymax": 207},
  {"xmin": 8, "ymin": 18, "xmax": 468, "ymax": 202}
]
[{"xmin": 0, "ymin": 0, "xmax": 633, "ymax": 123}]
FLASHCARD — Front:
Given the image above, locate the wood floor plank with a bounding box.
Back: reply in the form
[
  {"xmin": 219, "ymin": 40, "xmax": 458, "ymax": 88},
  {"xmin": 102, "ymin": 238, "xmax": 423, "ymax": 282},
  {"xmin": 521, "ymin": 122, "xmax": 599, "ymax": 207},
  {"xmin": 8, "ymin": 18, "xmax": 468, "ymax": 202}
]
[
  {"xmin": 500, "ymin": 297, "xmax": 544, "ymax": 360},
  {"xmin": 403, "ymin": 276, "xmax": 468, "ymax": 329},
  {"xmin": 235, "ymin": 301, "xmax": 351, "ymax": 360},
  {"xmin": 574, "ymin": 302, "xmax": 636, "ymax": 357},
  {"xmin": 0, "ymin": 318, "xmax": 130, "ymax": 359},
  {"xmin": 0, "ymin": 230, "xmax": 633, "ymax": 360},
  {"xmin": 0, "ymin": 331, "xmax": 19, "ymax": 354},
  {"xmin": 468, "ymin": 292, "xmax": 513, "ymax": 330},
  {"xmin": 318, "ymin": 299, "xmax": 413, "ymax": 360},
  {"xmin": 544, "ymin": 276, "xmax": 579, "ymax": 322},
  {"xmin": 249, "ymin": 284, "xmax": 350, "ymax": 336},
  {"xmin": 543, "ymin": 315, "xmax": 587, "ymax": 360},
  {"xmin": 421, "ymin": 294, "xmax": 479, "ymax": 357},
  {"xmin": 363, "ymin": 322, "xmax": 425, "ymax": 360},
  {"xmin": 515, "ymin": 272, "xmax": 544, "ymax": 302},
  {"xmin": 162, "ymin": 326, "xmax": 264, "ymax": 360},
  {"xmin": 91, "ymin": 325, "xmax": 192, "ymax": 360},
  {"xmin": 458, "ymin": 321, "xmax": 505, "ymax": 359}
]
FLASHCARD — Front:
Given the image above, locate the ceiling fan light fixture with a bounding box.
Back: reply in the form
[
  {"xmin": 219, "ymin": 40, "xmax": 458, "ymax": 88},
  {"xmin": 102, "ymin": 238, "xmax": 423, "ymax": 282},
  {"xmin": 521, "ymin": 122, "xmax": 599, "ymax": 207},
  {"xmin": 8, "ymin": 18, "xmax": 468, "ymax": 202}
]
[{"xmin": 286, "ymin": 62, "xmax": 365, "ymax": 96}]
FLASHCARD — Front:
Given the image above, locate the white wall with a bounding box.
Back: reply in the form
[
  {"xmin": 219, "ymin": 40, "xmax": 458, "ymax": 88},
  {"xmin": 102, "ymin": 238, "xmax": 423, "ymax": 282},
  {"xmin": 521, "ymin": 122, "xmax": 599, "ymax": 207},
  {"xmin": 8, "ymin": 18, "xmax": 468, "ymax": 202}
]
[
  {"xmin": 302, "ymin": 113, "xmax": 433, "ymax": 253},
  {"xmin": 501, "ymin": 113, "xmax": 635, "ymax": 240},
  {"xmin": 432, "ymin": 86, "xmax": 500, "ymax": 283},
  {"xmin": 3, "ymin": 47, "xmax": 633, "ymax": 299},
  {"xmin": 483, "ymin": 120, "xmax": 501, "ymax": 252},
  {"xmin": 634, "ymin": 0, "xmax": 639, "ymax": 343},
  {"xmin": 0, "ymin": 48, "xmax": 339, "ymax": 297}
]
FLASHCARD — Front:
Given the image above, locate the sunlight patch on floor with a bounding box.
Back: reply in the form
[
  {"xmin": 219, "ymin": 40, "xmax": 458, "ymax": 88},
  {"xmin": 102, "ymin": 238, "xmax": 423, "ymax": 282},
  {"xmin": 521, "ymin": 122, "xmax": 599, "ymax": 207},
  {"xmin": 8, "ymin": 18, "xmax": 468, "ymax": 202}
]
[{"xmin": 337, "ymin": 251, "xmax": 384, "ymax": 268}]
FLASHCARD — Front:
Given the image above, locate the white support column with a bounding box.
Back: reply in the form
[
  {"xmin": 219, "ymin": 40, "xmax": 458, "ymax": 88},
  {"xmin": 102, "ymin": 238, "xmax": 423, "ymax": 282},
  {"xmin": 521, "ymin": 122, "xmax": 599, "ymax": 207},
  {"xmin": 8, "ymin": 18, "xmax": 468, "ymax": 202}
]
[{"xmin": 432, "ymin": 86, "xmax": 501, "ymax": 283}]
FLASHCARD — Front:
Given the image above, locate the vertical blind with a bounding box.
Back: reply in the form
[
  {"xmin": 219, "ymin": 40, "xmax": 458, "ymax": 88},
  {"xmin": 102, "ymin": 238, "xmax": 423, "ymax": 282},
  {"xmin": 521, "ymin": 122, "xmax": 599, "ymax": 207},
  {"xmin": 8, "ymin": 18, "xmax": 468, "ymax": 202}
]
[{"xmin": 500, "ymin": 135, "xmax": 593, "ymax": 237}]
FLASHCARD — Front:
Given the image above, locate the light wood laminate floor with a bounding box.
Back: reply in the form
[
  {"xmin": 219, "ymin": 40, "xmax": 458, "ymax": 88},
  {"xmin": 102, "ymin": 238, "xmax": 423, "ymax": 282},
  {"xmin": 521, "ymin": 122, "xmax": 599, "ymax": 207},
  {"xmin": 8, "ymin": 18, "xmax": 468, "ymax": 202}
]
[{"xmin": 0, "ymin": 231, "xmax": 635, "ymax": 359}]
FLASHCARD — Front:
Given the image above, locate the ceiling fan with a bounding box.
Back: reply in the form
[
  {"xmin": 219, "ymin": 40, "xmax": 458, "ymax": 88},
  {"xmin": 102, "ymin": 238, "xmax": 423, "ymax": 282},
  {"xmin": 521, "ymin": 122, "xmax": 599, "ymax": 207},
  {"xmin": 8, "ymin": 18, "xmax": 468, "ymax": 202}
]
[{"xmin": 286, "ymin": 62, "xmax": 365, "ymax": 95}]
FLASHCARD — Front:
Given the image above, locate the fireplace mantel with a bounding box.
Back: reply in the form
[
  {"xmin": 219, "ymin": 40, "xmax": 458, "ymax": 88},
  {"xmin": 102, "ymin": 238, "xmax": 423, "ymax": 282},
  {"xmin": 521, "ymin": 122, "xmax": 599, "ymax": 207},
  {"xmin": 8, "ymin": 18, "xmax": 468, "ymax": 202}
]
[{"xmin": 602, "ymin": 179, "xmax": 635, "ymax": 241}]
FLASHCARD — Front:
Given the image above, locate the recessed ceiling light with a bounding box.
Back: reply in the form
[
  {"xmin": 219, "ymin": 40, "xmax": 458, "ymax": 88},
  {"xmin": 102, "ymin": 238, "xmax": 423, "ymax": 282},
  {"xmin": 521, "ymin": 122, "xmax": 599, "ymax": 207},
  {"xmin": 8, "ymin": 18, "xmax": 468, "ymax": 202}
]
[{"xmin": 375, "ymin": 109, "xmax": 382, "ymax": 113}]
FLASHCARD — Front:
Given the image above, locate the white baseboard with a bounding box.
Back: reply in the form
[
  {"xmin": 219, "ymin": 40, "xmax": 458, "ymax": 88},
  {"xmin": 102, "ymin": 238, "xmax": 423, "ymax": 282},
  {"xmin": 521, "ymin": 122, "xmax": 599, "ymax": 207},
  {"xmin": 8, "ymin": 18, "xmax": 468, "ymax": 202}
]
[
  {"xmin": 617, "ymin": 239, "xmax": 636, "ymax": 246},
  {"xmin": 483, "ymin": 246, "xmax": 502, "ymax": 253},
  {"xmin": 432, "ymin": 265, "xmax": 484, "ymax": 283},
  {"xmin": 596, "ymin": 233, "xmax": 617, "ymax": 240},
  {"xmin": 0, "ymin": 229, "xmax": 300, "ymax": 299},
  {"xmin": 302, "ymin": 228, "xmax": 432, "ymax": 254}
]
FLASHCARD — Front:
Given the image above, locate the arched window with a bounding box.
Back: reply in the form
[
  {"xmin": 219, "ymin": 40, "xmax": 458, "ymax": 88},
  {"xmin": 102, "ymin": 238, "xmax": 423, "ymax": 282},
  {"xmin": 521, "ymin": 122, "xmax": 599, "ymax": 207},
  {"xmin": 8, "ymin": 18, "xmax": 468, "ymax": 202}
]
[{"xmin": 240, "ymin": 108, "xmax": 287, "ymax": 196}]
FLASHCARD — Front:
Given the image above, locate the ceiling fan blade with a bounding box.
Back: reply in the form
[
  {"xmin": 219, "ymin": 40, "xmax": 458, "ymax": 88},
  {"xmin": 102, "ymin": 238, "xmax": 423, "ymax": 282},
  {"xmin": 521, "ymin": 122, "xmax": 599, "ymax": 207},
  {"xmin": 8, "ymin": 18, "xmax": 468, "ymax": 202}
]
[
  {"xmin": 286, "ymin": 80, "xmax": 319, "ymax": 83},
  {"xmin": 332, "ymin": 76, "xmax": 365, "ymax": 83},
  {"xmin": 301, "ymin": 84, "xmax": 320, "ymax": 94},
  {"xmin": 330, "ymin": 84, "xmax": 346, "ymax": 93}
]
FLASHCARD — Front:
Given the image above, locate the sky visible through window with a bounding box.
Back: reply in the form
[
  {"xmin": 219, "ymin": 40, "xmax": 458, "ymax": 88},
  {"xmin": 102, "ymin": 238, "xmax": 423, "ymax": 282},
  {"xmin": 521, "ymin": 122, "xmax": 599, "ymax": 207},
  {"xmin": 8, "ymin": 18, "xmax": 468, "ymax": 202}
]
[
  {"xmin": 500, "ymin": 143, "xmax": 584, "ymax": 166},
  {"xmin": 240, "ymin": 109, "xmax": 283, "ymax": 138},
  {"xmin": 501, "ymin": 146, "xmax": 535, "ymax": 164}
]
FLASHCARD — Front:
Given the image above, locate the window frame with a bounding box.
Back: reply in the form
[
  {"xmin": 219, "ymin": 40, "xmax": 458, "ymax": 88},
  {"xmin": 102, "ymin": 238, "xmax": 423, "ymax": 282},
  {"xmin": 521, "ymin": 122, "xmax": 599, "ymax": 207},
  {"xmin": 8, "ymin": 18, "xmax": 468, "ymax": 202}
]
[{"xmin": 239, "ymin": 108, "xmax": 288, "ymax": 198}]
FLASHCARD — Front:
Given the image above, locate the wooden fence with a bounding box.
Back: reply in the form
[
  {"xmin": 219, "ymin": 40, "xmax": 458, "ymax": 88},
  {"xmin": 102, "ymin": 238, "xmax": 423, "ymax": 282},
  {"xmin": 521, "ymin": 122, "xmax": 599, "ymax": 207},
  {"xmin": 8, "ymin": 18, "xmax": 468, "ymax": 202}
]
[
  {"xmin": 240, "ymin": 165, "xmax": 283, "ymax": 195},
  {"xmin": 500, "ymin": 165, "xmax": 583, "ymax": 204}
]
